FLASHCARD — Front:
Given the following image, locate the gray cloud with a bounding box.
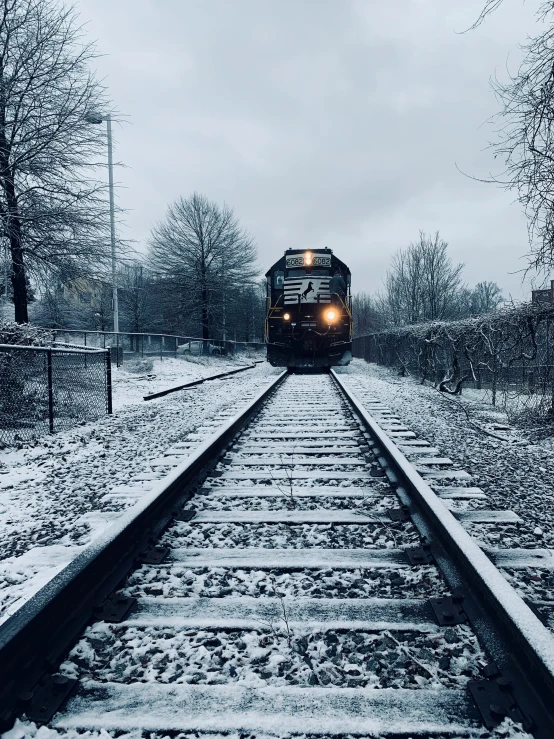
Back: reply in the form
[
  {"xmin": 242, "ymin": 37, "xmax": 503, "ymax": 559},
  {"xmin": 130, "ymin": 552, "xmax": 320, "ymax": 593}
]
[{"xmin": 77, "ymin": 0, "xmax": 542, "ymax": 300}]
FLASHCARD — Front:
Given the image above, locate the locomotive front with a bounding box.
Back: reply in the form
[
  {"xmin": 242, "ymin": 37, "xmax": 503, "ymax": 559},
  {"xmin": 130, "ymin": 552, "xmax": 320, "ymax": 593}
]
[{"xmin": 265, "ymin": 248, "xmax": 353, "ymax": 369}]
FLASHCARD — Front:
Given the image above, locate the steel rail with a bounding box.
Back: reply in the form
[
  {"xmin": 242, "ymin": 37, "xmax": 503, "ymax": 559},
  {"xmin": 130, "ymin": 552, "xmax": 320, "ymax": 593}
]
[
  {"xmin": 0, "ymin": 370, "xmax": 287, "ymax": 731},
  {"xmin": 331, "ymin": 369, "xmax": 554, "ymax": 737}
]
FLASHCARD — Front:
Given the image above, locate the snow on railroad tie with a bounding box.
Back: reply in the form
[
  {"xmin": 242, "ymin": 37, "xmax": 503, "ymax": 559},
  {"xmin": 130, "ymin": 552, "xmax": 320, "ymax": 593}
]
[
  {"xmin": 123, "ymin": 596, "xmax": 440, "ymax": 632},
  {"xmin": 414, "ymin": 457, "xmax": 454, "ymax": 466},
  {"xmin": 395, "ymin": 440, "xmax": 432, "ymax": 447},
  {"xmin": 399, "ymin": 447, "xmax": 441, "ymax": 456},
  {"xmin": 190, "ymin": 510, "xmax": 383, "ymax": 524},
  {"xmin": 206, "ymin": 486, "xmax": 381, "ymax": 498},
  {"xmin": 243, "ymin": 431, "xmax": 359, "ymax": 439},
  {"xmin": 55, "ymin": 683, "xmax": 477, "ymax": 735},
  {"xmin": 486, "ymin": 548, "xmax": 554, "ymax": 569},
  {"xmin": 219, "ymin": 470, "xmax": 372, "ymax": 480},
  {"xmin": 434, "ymin": 487, "xmax": 488, "ymax": 500},
  {"xmin": 129, "ymin": 471, "xmax": 166, "ymax": 481},
  {"xmin": 417, "ymin": 469, "xmax": 472, "ymax": 481},
  {"xmin": 237, "ymin": 440, "xmax": 359, "ymax": 449},
  {"xmin": 167, "ymin": 547, "xmax": 413, "ymax": 569},
  {"xmin": 250, "ymin": 425, "xmax": 357, "ymax": 433},
  {"xmin": 150, "ymin": 455, "xmax": 187, "ymax": 467},
  {"xmin": 386, "ymin": 431, "xmax": 417, "ymax": 438},
  {"xmin": 454, "ymin": 509, "xmax": 522, "ymax": 524},
  {"xmin": 233, "ymin": 446, "xmax": 361, "ymax": 455},
  {"xmin": 225, "ymin": 457, "xmax": 367, "ymax": 466}
]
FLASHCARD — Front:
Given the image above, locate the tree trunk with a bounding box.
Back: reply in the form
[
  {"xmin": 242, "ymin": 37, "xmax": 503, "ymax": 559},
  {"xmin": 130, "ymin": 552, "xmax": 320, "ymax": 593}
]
[
  {"xmin": 200, "ymin": 263, "xmax": 209, "ymax": 357},
  {"xmin": 5, "ymin": 179, "xmax": 28, "ymax": 323},
  {"xmin": 200, "ymin": 263, "xmax": 209, "ymax": 342},
  {"xmin": 0, "ymin": 122, "xmax": 28, "ymax": 322},
  {"xmin": 9, "ymin": 235, "xmax": 27, "ymax": 323}
]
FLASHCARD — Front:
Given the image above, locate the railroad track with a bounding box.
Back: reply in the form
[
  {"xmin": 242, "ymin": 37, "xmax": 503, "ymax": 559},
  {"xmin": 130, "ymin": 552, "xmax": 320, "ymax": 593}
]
[{"xmin": 1, "ymin": 370, "xmax": 554, "ymax": 737}]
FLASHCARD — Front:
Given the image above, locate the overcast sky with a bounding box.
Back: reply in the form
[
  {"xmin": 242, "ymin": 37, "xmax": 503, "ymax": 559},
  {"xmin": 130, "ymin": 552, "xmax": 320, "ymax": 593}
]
[{"xmin": 76, "ymin": 0, "xmax": 543, "ymax": 300}]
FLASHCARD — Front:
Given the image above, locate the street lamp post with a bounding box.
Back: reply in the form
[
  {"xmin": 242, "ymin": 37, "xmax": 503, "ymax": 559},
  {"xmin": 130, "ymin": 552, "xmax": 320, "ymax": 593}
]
[{"xmin": 85, "ymin": 111, "xmax": 119, "ymax": 334}]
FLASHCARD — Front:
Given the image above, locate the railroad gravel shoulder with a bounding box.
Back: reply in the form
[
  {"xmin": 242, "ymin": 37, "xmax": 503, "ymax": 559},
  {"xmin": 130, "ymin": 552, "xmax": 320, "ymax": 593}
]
[
  {"xmin": 0, "ymin": 361, "xmax": 277, "ymax": 621},
  {"xmin": 337, "ymin": 360, "xmax": 554, "ymax": 611}
]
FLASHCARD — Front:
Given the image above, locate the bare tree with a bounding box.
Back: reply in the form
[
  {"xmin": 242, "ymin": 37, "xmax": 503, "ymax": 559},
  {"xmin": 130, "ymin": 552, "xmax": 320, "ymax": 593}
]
[
  {"xmin": 352, "ymin": 291, "xmax": 387, "ymax": 336},
  {"xmin": 384, "ymin": 231, "xmax": 464, "ymax": 325},
  {"xmin": 148, "ymin": 193, "xmax": 258, "ymax": 341},
  {"xmin": 471, "ymin": 281, "xmax": 503, "ymax": 314},
  {"xmin": 464, "ymin": 1, "xmax": 554, "ymax": 272},
  {"xmin": 486, "ymin": 2, "xmax": 554, "ymax": 272},
  {"xmin": 118, "ymin": 261, "xmax": 149, "ymax": 336},
  {"xmin": 0, "ymin": 0, "xmax": 119, "ymax": 323}
]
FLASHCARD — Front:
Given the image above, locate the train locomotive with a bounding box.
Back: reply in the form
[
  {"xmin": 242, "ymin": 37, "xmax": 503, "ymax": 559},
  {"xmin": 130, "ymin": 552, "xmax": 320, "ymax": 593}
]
[{"xmin": 265, "ymin": 248, "xmax": 353, "ymax": 369}]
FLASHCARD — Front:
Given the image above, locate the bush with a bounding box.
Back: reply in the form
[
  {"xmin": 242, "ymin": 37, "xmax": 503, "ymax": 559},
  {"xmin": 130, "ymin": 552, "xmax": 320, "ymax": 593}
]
[
  {"xmin": 355, "ymin": 302, "xmax": 554, "ymax": 420},
  {"xmin": 0, "ymin": 320, "xmax": 54, "ymax": 346},
  {"xmin": 126, "ymin": 358, "xmax": 154, "ymax": 374}
]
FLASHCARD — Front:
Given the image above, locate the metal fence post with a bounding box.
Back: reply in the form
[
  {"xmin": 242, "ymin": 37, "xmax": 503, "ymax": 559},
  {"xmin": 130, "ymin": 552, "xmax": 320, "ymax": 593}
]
[
  {"xmin": 116, "ymin": 333, "xmax": 120, "ymax": 368},
  {"xmin": 106, "ymin": 349, "xmax": 113, "ymax": 414},
  {"xmin": 46, "ymin": 349, "xmax": 54, "ymax": 433}
]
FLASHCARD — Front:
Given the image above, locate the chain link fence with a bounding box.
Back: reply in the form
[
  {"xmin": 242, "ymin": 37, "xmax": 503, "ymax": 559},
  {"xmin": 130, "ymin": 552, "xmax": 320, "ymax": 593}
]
[
  {"xmin": 0, "ymin": 344, "xmax": 112, "ymax": 445},
  {"xmin": 50, "ymin": 330, "xmax": 265, "ymax": 367}
]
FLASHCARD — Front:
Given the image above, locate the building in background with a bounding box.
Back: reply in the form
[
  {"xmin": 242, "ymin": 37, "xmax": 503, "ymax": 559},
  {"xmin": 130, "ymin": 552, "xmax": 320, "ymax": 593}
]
[{"xmin": 532, "ymin": 280, "xmax": 554, "ymax": 304}]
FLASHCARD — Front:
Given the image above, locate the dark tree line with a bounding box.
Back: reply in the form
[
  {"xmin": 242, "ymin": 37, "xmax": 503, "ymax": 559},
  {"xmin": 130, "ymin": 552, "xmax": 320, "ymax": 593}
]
[
  {"xmin": 30, "ymin": 261, "xmax": 266, "ymax": 342},
  {"xmin": 29, "ymin": 192, "xmax": 266, "ymax": 342}
]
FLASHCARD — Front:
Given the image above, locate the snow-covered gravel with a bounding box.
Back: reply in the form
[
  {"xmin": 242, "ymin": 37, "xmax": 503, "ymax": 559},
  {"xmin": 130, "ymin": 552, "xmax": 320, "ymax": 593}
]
[
  {"xmin": 159, "ymin": 521, "xmax": 420, "ymax": 550},
  {"xmin": 0, "ymin": 359, "xmax": 277, "ymax": 621},
  {"xmin": 193, "ymin": 494, "xmax": 397, "ymax": 511},
  {"xmin": 123, "ymin": 565, "xmax": 447, "ymax": 600},
  {"xmin": 337, "ymin": 360, "xmax": 554, "ymax": 619},
  {"xmin": 3, "ymin": 719, "xmax": 536, "ymax": 739},
  {"xmin": 61, "ymin": 622, "xmax": 483, "ymax": 690}
]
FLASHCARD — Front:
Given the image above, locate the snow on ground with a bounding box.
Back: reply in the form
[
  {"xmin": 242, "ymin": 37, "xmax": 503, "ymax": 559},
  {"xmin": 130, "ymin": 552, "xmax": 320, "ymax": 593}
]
[
  {"xmin": 0, "ymin": 358, "xmax": 277, "ymax": 622},
  {"xmin": 337, "ymin": 360, "xmax": 554, "ymax": 619},
  {"xmin": 111, "ymin": 353, "xmax": 262, "ymax": 410}
]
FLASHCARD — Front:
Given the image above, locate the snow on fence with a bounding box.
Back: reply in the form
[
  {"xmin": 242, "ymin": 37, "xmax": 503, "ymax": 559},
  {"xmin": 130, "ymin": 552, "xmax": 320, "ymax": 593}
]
[
  {"xmin": 353, "ymin": 303, "xmax": 554, "ymax": 418},
  {"xmin": 0, "ymin": 344, "xmax": 112, "ymax": 445},
  {"xmin": 50, "ymin": 330, "xmax": 265, "ymax": 367}
]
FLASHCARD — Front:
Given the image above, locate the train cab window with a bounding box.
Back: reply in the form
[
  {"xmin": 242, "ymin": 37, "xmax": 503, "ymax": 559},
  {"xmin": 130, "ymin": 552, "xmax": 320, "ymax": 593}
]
[
  {"xmin": 287, "ymin": 269, "xmax": 306, "ymax": 278},
  {"xmin": 309, "ymin": 269, "xmax": 330, "ymax": 276},
  {"xmin": 273, "ymin": 271, "xmax": 284, "ymax": 289}
]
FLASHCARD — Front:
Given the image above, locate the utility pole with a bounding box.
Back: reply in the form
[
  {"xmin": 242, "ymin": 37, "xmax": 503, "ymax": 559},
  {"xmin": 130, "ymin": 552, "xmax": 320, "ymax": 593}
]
[
  {"xmin": 85, "ymin": 111, "xmax": 119, "ymax": 334},
  {"xmin": 106, "ymin": 114, "xmax": 119, "ymax": 334}
]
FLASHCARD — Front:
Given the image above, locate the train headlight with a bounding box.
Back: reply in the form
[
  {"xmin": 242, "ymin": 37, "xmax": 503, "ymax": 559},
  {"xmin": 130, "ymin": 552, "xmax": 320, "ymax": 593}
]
[
  {"xmin": 325, "ymin": 309, "xmax": 337, "ymax": 323},
  {"xmin": 304, "ymin": 251, "xmax": 312, "ymax": 266},
  {"xmin": 283, "ymin": 312, "xmax": 291, "ymax": 321}
]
